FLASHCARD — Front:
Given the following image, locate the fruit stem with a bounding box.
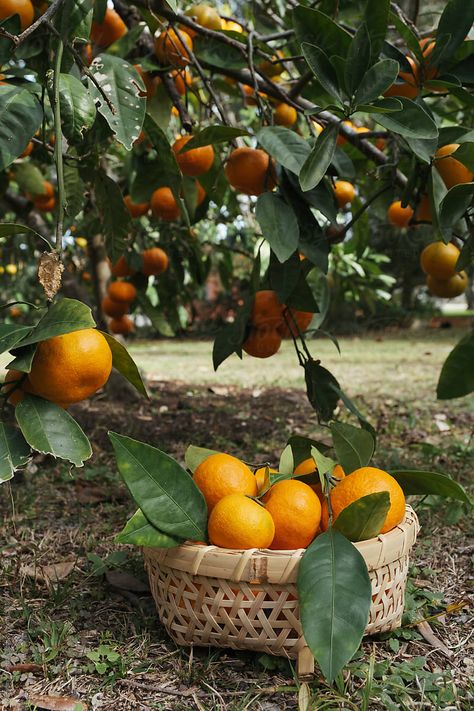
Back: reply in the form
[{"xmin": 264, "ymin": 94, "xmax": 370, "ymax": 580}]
[{"xmin": 52, "ymin": 36, "xmax": 65, "ymax": 255}]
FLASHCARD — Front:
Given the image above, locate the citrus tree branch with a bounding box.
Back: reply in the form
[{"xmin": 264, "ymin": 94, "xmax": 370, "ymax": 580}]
[{"xmin": 0, "ymin": 0, "xmax": 66, "ymax": 46}]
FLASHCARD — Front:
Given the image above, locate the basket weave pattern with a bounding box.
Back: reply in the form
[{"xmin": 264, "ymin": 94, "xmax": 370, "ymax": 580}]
[{"xmin": 144, "ymin": 505, "xmax": 419, "ymax": 671}]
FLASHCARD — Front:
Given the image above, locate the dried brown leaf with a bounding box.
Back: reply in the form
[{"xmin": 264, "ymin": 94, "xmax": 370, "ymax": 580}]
[
  {"xmin": 27, "ymin": 695, "xmax": 87, "ymax": 711},
  {"xmin": 21, "ymin": 561, "xmax": 75, "ymax": 584},
  {"xmin": 5, "ymin": 662, "xmax": 43, "ymax": 673},
  {"xmin": 37, "ymin": 252, "xmax": 64, "ymax": 300},
  {"xmin": 416, "ymin": 620, "xmax": 453, "ymax": 657},
  {"xmin": 105, "ymin": 569, "xmax": 150, "ymax": 593}
]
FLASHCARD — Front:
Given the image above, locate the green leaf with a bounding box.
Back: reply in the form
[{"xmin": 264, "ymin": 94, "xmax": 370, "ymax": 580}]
[
  {"xmin": 256, "ymin": 193, "xmax": 299, "ymax": 263},
  {"xmin": 213, "ymin": 295, "xmax": 252, "ymax": 370},
  {"xmin": 15, "ymin": 298, "xmax": 95, "ymax": 348},
  {"xmin": 301, "ymin": 44, "xmax": 343, "ymax": 104},
  {"xmin": 300, "ymin": 125, "xmax": 338, "ymax": 192},
  {"xmin": 304, "ymin": 360, "xmax": 340, "ymax": 421},
  {"xmin": 99, "ymin": 332, "xmax": 147, "ymax": 397},
  {"xmin": 449, "ymin": 142, "xmax": 474, "ymax": 172},
  {"xmin": 59, "ymin": 74, "xmax": 96, "ymax": 143},
  {"xmin": 94, "ymin": 171, "xmax": 132, "ymax": 264},
  {"xmin": 297, "ymin": 529, "xmax": 371, "ymax": 682},
  {"xmin": 0, "ymin": 324, "xmax": 31, "ymax": 356},
  {"xmin": 116, "ymin": 508, "xmax": 183, "ymax": 547},
  {"xmin": 11, "ymin": 162, "xmax": 46, "ymax": 196},
  {"xmin": 15, "ymin": 395, "xmax": 92, "ymax": 467},
  {"xmin": 333, "ymin": 492, "xmax": 390, "ymax": 541},
  {"xmin": 88, "ymin": 55, "xmax": 146, "ymax": 150},
  {"xmin": 193, "ymin": 35, "xmax": 247, "ymax": 70},
  {"xmin": 310, "ymin": 445, "xmax": 336, "ymax": 478},
  {"xmin": 106, "ymin": 23, "xmax": 145, "ymax": 58},
  {"xmin": 58, "ymin": 0, "xmax": 93, "ymax": 43},
  {"xmin": 7, "ymin": 344, "xmax": 37, "ymax": 373},
  {"xmin": 437, "ymin": 0, "xmax": 474, "ymax": 62},
  {"xmin": 330, "ymin": 422, "xmax": 375, "ymax": 474},
  {"xmin": 365, "ymin": 0, "xmax": 390, "ymax": 63},
  {"xmin": 288, "ymin": 435, "xmax": 330, "ymax": 471},
  {"xmin": 389, "ymin": 13, "xmax": 424, "ymax": 62},
  {"xmin": 293, "ymin": 7, "xmax": 352, "ymax": 58},
  {"xmin": 456, "ymin": 234, "xmax": 474, "ymax": 272},
  {"xmin": 109, "ymin": 432, "xmax": 208, "ymax": 540},
  {"xmin": 390, "ymin": 469, "xmax": 471, "ymax": 503},
  {"xmin": 354, "ymin": 59, "xmax": 399, "ymax": 106},
  {"xmin": 0, "ymin": 86, "xmax": 43, "ymax": 170},
  {"xmin": 373, "ymin": 98, "xmax": 438, "ymax": 139},
  {"xmin": 257, "ymin": 126, "xmax": 310, "ymax": 176},
  {"xmin": 278, "ymin": 445, "xmax": 294, "ymax": 477},
  {"xmin": 0, "ymin": 423, "xmax": 30, "ymax": 484},
  {"xmin": 404, "ymin": 136, "xmax": 438, "ymax": 164},
  {"xmin": 437, "ymin": 331, "xmax": 474, "ymax": 400},
  {"xmin": 143, "ymin": 114, "xmax": 183, "ymax": 198},
  {"xmin": 345, "ymin": 23, "xmax": 371, "ymax": 96},
  {"xmin": 182, "ymin": 126, "xmax": 250, "ymax": 151},
  {"xmin": 438, "ymin": 183, "xmax": 474, "ymax": 238},
  {"xmin": 185, "ymin": 444, "xmax": 220, "ymax": 473},
  {"xmin": 63, "ymin": 164, "xmax": 86, "ymax": 219},
  {"xmin": 0, "ymin": 223, "xmax": 51, "ymax": 248}
]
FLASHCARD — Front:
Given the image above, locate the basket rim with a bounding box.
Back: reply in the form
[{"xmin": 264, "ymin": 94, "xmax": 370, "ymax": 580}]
[{"xmin": 143, "ymin": 504, "xmax": 419, "ymax": 585}]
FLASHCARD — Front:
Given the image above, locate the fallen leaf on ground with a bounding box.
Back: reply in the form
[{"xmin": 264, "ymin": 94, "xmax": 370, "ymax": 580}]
[
  {"xmin": 105, "ymin": 569, "xmax": 150, "ymax": 593},
  {"xmin": 21, "ymin": 561, "xmax": 75, "ymax": 584},
  {"xmin": 27, "ymin": 695, "xmax": 87, "ymax": 711},
  {"xmin": 5, "ymin": 662, "xmax": 43, "ymax": 673},
  {"xmin": 416, "ymin": 620, "xmax": 453, "ymax": 657},
  {"xmin": 74, "ymin": 483, "xmax": 110, "ymax": 504}
]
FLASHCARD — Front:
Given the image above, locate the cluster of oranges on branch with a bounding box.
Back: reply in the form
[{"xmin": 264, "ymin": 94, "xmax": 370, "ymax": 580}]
[{"xmin": 192, "ymin": 451, "xmax": 406, "ymax": 550}]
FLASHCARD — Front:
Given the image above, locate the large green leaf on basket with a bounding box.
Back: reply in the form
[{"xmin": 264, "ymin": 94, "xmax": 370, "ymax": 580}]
[
  {"xmin": 0, "ymin": 423, "xmax": 31, "ymax": 483},
  {"xmin": 330, "ymin": 421, "xmax": 375, "ymax": 474},
  {"xmin": 390, "ymin": 469, "xmax": 471, "ymax": 503},
  {"xmin": 437, "ymin": 331, "xmax": 474, "ymax": 400},
  {"xmin": 15, "ymin": 395, "xmax": 92, "ymax": 467},
  {"xmin": 109, "ymin": 433, "xmax": 208, "ymax": 541},
  {"xmin": 333, "ymin": 492, "xmax": 390, "ymax": 541},
  {"xmin": 184, "ymin": 444, "xmax": 220, "ymax": 473},
  {"xmin": 0, "ymin": 85, "xmax": 43, "ymax": 170},
  {"xmin": 298, "ymin": 528, "xmax": 371, "ymax": 682},
  {"xmin": 116, "ymin": 509, "xmax": 184, "ymax": 547},
  {"xmin": 14, "ymin": 298, "xmax": 95, "ymax": 348},
  {"xmin": 88, "ymin": 54, "xmax": 146, "ymax": 150},
  {"xmin": 100, "ymin": 332, "xmax": 147, "ymax": 398}
]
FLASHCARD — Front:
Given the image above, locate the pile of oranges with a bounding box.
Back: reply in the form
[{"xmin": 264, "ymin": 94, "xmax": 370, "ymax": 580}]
[
  {"xmin": 193, "ymin": 451, "xmax": 406, "ymax": 550},
  {"xmin": 243, "ymin": 290, "xmax": 313, "ymax": 359},
  {"xmin": 420, "ymin": 241, "xmax": 467, "ymax": 299}
]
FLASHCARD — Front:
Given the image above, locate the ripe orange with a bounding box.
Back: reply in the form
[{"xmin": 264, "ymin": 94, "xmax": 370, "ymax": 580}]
[
  {"xmin": 420, "ymin": 241, "xmax": 460, "ymax": 279},
  {"xmin": 274, "ymin": 103, "xmax": 297, "ymax": 127},
  {"xmin": 2, "ymin": 369, "xmax": 34, "ymax": 406},
  {"xmin": 254, "ymin": 466, "xmax": 277, "ymax": 493},
  {"xmin": 434, "ymin": 144, "xmax": 474, "ymax": 189},
  {"xmin": 293, "ymin": 458, "xmax": 317, "ymax": 477},
  {"xmin": 29, "ymin": 180, "xmax": 54, "ymax": 202},
  {"xmin": 20, "ymin": 141, "xmax": 33, "ymax": 158},
  {"xmin": 320, "ymin": 467, "xmax": 406, "ymax": 535},
  {"xmin": 107, "ymin": 281, "xmax": 137, "ymax": 303},
  {"xmin": 90, "ymin": 8, "xmax": 127, "ymax": 48},
  {"xmin": 109, "ymin": 315, "xmax": 134, "ymax": 334},
  {"xmin": 415, "ymin": 194, "xmax": 432, "ymax": 223},
  {"xmin": 172, "ymin": 69, "xmax": 192, "ymax": 95},
  {"xmin": 142, "ymin": 247, "xmax": 169, "ymax": 276},
  {"xmin": 9, "ymin": 306, "xmax": 21, "ymax": 318},
  {"xmin": 28, "ymin": 329, "xmax": 113, "ymax": 407},
  {"xmin": 221, "ymin": 19, "xmax": 243, "ymax": 33},
  {"xmin": 278, "ymin": 309, "xmax": 313, "ymax": 338},
  {"xmin": 193, "ymin": 452, "xmax": 257, "ymax": 512},
  {"xmin": 263, "ymin": 479, "xmax": 321, "ymax": 549},
  {"xmin": 34, "ymin": 196, "xmax": 55, "ymax": 212},
  {"xmin": 387, "ymin": 200, "xmax": 414, "ymax": 228},
  {"xmin": 150, "ymin": 187, "xmax": 181, "ymax": 221},
  {"xmin": 427, "ymin": 272, "xmax": 468, "ymax": 298},
  {"xmin": 225, "ymin": 147, "xmax": 276, "ymax": 196},
  {"xmin": 249, "ymin": 290, "xmax": 284, "ymax": 328},
  {"xmin": 124, "ymin": 195, "xmax": 149, "ymax": 218},
  {"xmin": 242, "ymin": 327, "xmax": 282, "ymax": 358},
  {"xmin": 155, "ymin": 28, "xmax": 193, "ymax": 68},
  {"xmin": 208, "ymin": 494, "xmax": 275, "ymax": 549},
  {"xmin": 293, "ymin": 460, "xmax": 345, "ymax": 500},
  {"xmin": 0, "ymin": 0, "xmax": 34, "ymax": 30},
  {"xmin": 333, "ymin": 180, "xmax": 356, "ymax": 208},
  {"xmin": 101, "ymin": 296, "xmax": 128, "ymax": 318},
  {"xmin": 258, "ymin": 50, "xmax": 285, "ymax": 78},
  {"xmin": 384, "ymin": 56, "xmax": 419, "ymax": 99},
  {"xmin": 111, "ymin": 255, "xmax": 136, "ymax": 278},
  {"xmin": 184, "ymin": 4, "xmax": 222, "ymax": 35},
  {"xmin": 242, "ymin": 83, "xmax": 258, "ymax": 106},
  {"xmin": 133, "ymin": 65, "xmax": 156, "ymax": 99},
  {"xmin": 172, "ymin": 135, "xmax": 215, "ymax": 176}
]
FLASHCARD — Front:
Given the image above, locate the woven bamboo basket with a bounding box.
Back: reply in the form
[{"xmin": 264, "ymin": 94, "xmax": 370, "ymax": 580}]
[{"xmin": 144, "ymin": 504, "xmax": 419, "ymax": 677}]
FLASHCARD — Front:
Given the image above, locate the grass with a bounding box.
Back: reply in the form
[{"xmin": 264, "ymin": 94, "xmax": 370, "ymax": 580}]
[{"xmin": 1, "ymin": 330, "xmax": 473, "ymax": 710}]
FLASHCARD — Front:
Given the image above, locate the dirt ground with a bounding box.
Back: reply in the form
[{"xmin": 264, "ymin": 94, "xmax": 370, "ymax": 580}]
[{"xmin": 1, "ymin": 333, "xmax": 473, "ymax": 710}]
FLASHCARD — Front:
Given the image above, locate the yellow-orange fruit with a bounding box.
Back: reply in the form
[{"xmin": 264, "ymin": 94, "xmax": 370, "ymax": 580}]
[
  {"xmin": 427, "ymin": 272, "xmax": 467, "ymax": 298},
  {"xmin": 263, "ymin": 479, "xmax": 321, "ymax": 550},
  {"xmin": 172, "ymin": 135, "xmax": 215, "ymax": 176},
  {"xmin": 434, "ymin": 144, "xmax": 474, "ymax": 189},
  {"xmin": 142, "ymin": 247, "xmax": 169, "ymax": 276},
  {"xmin": 109, "ymin": 315, "xmax": 134, "ymax": 334},
  {"xmin": 150, "ymin": 187, "xmax": 181, "ymax": 221},
  {"xmin": 107, "ymin": 281, "xmax": 137, "ymax": 303},
  {"xmin": 274, "ymin": 103, "xmax": 297, "ymax": 127},
  {"xmin": 242, "ymin": 327, "xmax": 282, "ymax": 358},
  {"xmin": 90, "ymin": 8, "xmax": 127, "ymax": 48},
  {"xmin": 420, "ymin": 241, "xmax": 460, "ymax": 280},
  {"xmin": 208, "ymin": 494, "xmax": 275, "ymax": 550},
  {"xmin": 102, "ymin": 296, "xmax": 128, "ymax": 318},
  {"xmin": 333, "ymin": 180, "xmax": 356, "ymax": 208},
  {"xmin": 193, "ymin": 452, "xmax": 257, "ymax": 512},
  {"xmin": 387, "ymin": 200, "xmax": 414, "ymax": 228},
  {"xmin": 111, "ymin": 255, "xmax": 136, "ymax": 278},
  {"xmin": 124, "ymin": 195, "xmax": 150, "ymax": 218},
  {"xmin": 225, "ymin": 147, "xmax": 277, "ymax": 196},
  {"xmin": 0, "ymin": 0, "xmax": 34, "ymax": 30},
  {"xmin": 155, "ymin": 28, "xmax": 193, "ymax": 68}
]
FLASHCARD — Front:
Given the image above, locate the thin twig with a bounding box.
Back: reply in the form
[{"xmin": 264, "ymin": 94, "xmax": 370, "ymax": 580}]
[
  {"xmin": 0, "ymin": 0, "xmax": 65, "ymax": 45},
  {"xmin": 161, "ymin": 72, "xmax": 194, "ymax": 132}
]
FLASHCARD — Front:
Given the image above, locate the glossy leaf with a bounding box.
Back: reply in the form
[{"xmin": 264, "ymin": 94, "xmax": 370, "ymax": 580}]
[
  {"xmin": 450, "ymin": 142, "xmax": 474, "ymax": 172},
  {"xmin": 354, "ymin": 59, "xmax": 399, "ymax": 106},
  {"xmin": 301, "ymin": 44, "xmax": 343, "ymax": 103},
  {"xmin": 304, "ymin": 360, "xmax": 340, "ymax": 421},
  {"xmin": 257, "ymin": 126, "xmax": 310, "ymax": 175},
  {"xmin": 310, "ymin": 445, "xmax": 336, "ymax": 478},
  {"xmin": 390, "ymin": 469, "xmax": 471, "ymax": 503},
  {"xmin": 374, "ymin": 98, "xmax": 438, "ymax": 139},
  {"xmin": 333, "ymin": 492, "xmax": 390, "ymax": 541},
  {"xmin": 300, "ymin": 125, "xmax": 338, "ymax": 192},
  {"xmin": 63, "ymin": 164, "xmax": 86, "ymax": 219},
  {"xmin": 15, "ymin": 298, "xmax": 95, "ymax": 348},
  {"xmin": 456, "ymin": 234, "xmax": 474, "ymax": 272},
  {"xmin": 16, "ymin": 395, "xmax": 92, "ymax": 467},
  {"xmin": 58, "ymin": 0, "xmax": 93, "ymax": 43},
  {"xmin": 389, "ymin": 12, "xmax": 424, "ymax": 62},
  {"xmin": 0, "ymin": 86, "xmax": 43, "ymax": 170},
  {"xmin": 330, "ymin": 421, "xmax": 375, "ymax": 473},
  {"xmin": 298, "ymin": 529, "xmax": 371, "ymax": 682},
  {"xmin": 365, "ymin": 0, "xmax": 390, "ymax": 62},
  {"xmin": 109, "ymin": 432, "xmax": 208, "ymax": 540},
  {"xmin": 278, "ymin": 445, "xmax": 294, "ymax": 477},
  {"xmin": 107, "ymin": 23, "xmax": 145, "ymax": 58},
  {"xmin": 437, "ymin": 0, "xmax": 474, "ymax": 61},
  {"xmin": 437, "ymin": 332, "xmax": 474, "ymax": 400},
  {"xmin": 256, "ymin": 193, "xmax": 299, "ymax": 263},
  {"xmin": 439, "ymin": 183, "xmax": 474, "ymax": 238},
  {"xmin": 213, "ymin": 296, "xmax": 252, "ymax": 370},
  {"xmin": 88, "ymin": 54, "xmax": 146, "ymax": 150},
  {"xmin": 0, "ymin": 423, "xmax": 30, "ymax": 484},
  {"xmin": 185, "ymin": 444, "xmax": 221, "ymax": 473},
  {"xmin": 6, "ymin": 344, "xmax": 36, "ymax": 372},
  {"xmin": 293, "ymin": 6, "xmax": 352, "ymax": 58},
  {"xmin": 345, "ymin": 23, "xmax": 371, "ymax": 96},
  {"xmin": 100, "ymin": 332, "xmax": 148, "ymax": 398},
  {"xmin": 59, "ymin": 74, "xmax": 96, "ymax": 143},
  {"xmin": 193, "ymin": 35, "xmax": 247, "ymax": 70},
  {"xmin": 0, "ymin": 223, "xmax": 51, "ymax": 248},
  {"xmin": 143, "ymin": 114, "xmax": 183, "ymax": 198},
  {"xmin": 288, "ymin": 435, "xmax": 330, "ymax": 470},
  {"xmin": 182, "ymin": 126, "xmax": 250, "ymax": 151},
  {"xmin": 116, "ymin": 509, "xmax": 183, "ymax": 547},
  {"xmin": 94, "ymin": 171, "xmax": 132, "ymax": 264},
  {"xmin": 0, "ymin": 324, "xmax": 31, "ymax": 355}
]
